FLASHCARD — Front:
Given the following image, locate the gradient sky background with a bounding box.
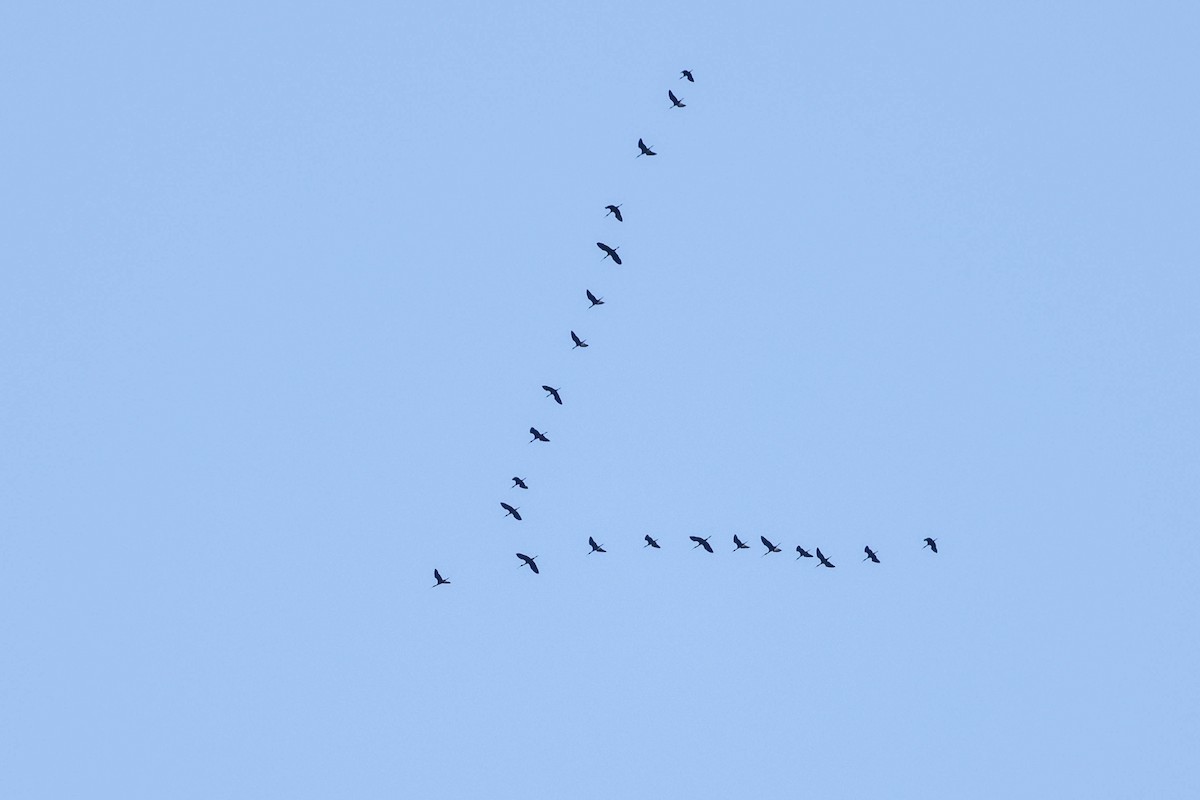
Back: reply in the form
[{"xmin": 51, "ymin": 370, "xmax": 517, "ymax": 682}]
[{"xmin": 2, "ymin": 2, "xmax": 1198, "ymax": 797}]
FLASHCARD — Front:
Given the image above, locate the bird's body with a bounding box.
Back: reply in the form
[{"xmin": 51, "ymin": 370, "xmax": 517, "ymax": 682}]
[
  {"xmin": 570, "ymin": 330, "xmax": 588, "ymax": 349},
  {"xmin": 923, "ymin": 537, "xmax": 939, "ymax": 554},
  {"xmin": 636, "ymin": 138, "xmax": 656, "ymax": 157},
  {"xmin": 690, "ymin": 535, "xmax": 714, "ymax": 553},
  {"xmin": 668, "ymin": 89, "xmax": 686, "ymax": 108},
  {"xmin": 733, "ymin": 534, "xmax": 750, "ymax": 552},
  {"xmin": 680, "ymin": 69, "xmax": 694, "ymax": 82},
  {"xmin": 501, "ymin": 502, "xmax": 522, "ymax": 521},
  {"xmin": 815, "ymin": 548, "xmax": 836, "ymax": 568},
  {"xmin": 516, "ymin": 553, "xmax": 539, "ymax": 574},
  {"xmin": 605, "ymin": 204, "xmax": 623, "ymax": 222},
  {"xmin": 863, "ymin": 546, "xmax": 880, "ymax": 564},
  {"xmin": 596, "ymin": 242, "xmax": 622, "ymax": 265},
  {"xmin": 587, "ymin": 290, "xmax": 605, "ymax": 308},
  {"xmin": 542, "ymin": 385, "xmax": 562, "ymax": 405},
  {"xmin": 512, "ymin": 476, "xmax": 528, "ymax": 490},
  {"xmin": 433, "ymin": 569, "xmax": 450, "ymax": 587},
  {"xmin": 761, "ymin": 536, "xmax": 782, "ymax": 555},
  {"xmin": 529, "ymin": 427, "xmax": 550, "ymax": 443},
  {"xmin": 795, "ymin": 546, "xmax": 814, "ymax": 560},
  {"xmin": 644, "ymin": 535, "xmax": 661, "ymax": 549},
  {"xmin": 588, "ymin": 536, "xmax": 607, "ymax": 554}
]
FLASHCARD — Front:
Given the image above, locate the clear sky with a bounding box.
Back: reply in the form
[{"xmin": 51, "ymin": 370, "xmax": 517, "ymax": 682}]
[{"xmin": 2, "ymin": 1, "xmax": 1198, "ymax": 797}]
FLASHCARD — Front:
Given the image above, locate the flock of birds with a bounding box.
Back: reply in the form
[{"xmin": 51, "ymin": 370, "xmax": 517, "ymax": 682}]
[{"xmin": 431, "ymin": 68, "xmax": 943, "ymax": 588}]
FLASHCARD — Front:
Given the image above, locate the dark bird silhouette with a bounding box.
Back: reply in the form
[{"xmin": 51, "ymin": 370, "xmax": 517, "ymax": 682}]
[
  {"xmin": 605, "ymin": 204, "xmax": 623, "ymax": 222},
  {"xmin": 501, "ymin": 502, "xmax": 522, "ymax": 521},
  {"xmin": 512, "ymin": 476, "xmax": 528, "ymax": 490},
  {"xmin": 690, "ymin": 535, "xmax": 714, "ymax": 553},
  {"xmin": 761, "ymin": 536, "xmax": 782, "ymax": 555},
  {"xmin": 596, "ymin": 242, "xmax": 622, "ymax": 264},
  {"xmin": 863, "ymin": 546, "xmax": 880, "ymax": 563},
  {"xmin": 542, "ymin": 385, "xmax": 562, "ymax": 405},
  {"xmin": 732, "ymin": 534, "xmax": 750, "ymax": 552},
  {"xmin": 570, "ymin": 330, "xmax": 588, "ymax": 349},
  {"xmin": 815, "ymin": 548, "xmax": 836, "ymax": 568},
  {"xmin": 923, "ymin": 537, "xmax": 939, "ymax": 554},
  {"xmin": 796, "ymin": 546, "xmax": 814, "ymax": 560},
  {"xmin": 680, "ymin": 69, "xmax": 694, "ymax": 82},
  {"xmin": 588, "ymin": 536, "xmax": 607, "ymax": 554},
  {"xmin": 636, "ymin": 138, "xmax": 657, "ymax": 157},
  {"xmin": 529, "ymin": 427, "xmax": 550, "ymax": 443},
  {"xmin": 644, "ymin": 535, "xmax": 660, "ymax": 549},
  {"xmin": 668, "ymin": 89, "xmax": 686, "ymax": 108},
  {"xmin": 433, "ymin": 569, "xmax": 450, "ymax": 587},
  {"xmin": 587, "ymin": 289, "xmax": 605, "ymax": 308},
  {"xmin": 516, "ymin": 552, "xmax": 539, "ymax": 574}
]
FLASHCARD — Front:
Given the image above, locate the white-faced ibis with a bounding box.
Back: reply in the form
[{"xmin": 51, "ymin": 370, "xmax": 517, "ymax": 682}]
[
  {"xmin": 636, "ymin": 138, "xmax": 656, "ymax": 157},
  {"xmin": 433, "ymin": 569, "xmax": 450, "ymax": 587},
  {"xmin": 796, "ymin": 546, "xmax": 814, "ymax": 560},
  {"xmin": 588, "ymin": 536, "xmax": 606, "ymax": 554},
  {"xmin": 863, "ymin": 546, "xmax": 880, "ymax": 564},
  {"xmin": 732, "ymin": 534, "xmax": 750, "ymax": 552},
  {"xmin": 668, "ymin": 90, "xmax": 686, "ymax": 109},
  {"xmin": 570, "ymin": 331, "xmax": 588, "ymax": 349},
  {"xmin": 512, "ymin": 476, "xmax": 528, "ymax": 490},
  {"xmin": 923, "ymin": 537, "xmax": 939, "ymax": 554},
  {"xmin": 516, "ymin": 553, "xmax": 539, "ymax": 574},
  {"xmin": 501, "ymin": 502, "xmax": 522, "ymax": 521},
  {"xmin": 587, "ymin": 290, "xmax": 604, "ymax": 308},
  {"xmin": 815, "ymin": 548, "xmax": 836, "ymax": 568},
  {"xmin": 596, "ymin": 242, "xmax": 622, "ymax": 264},
  {"xmin": 542, "ymin": 385, "xmax": 562, "ymax": 405},
  {"xmin": 605, "ymin": 204, "xmax": 623, "ymax": 222},
  {"xmin": 680, "ymin": 69, "xmax": 694, "ymax": 82},
  {"xmin": 761, "ymin": 536, "xmax": 782, "ymax": 555},
  {"xmin": 529, "ymin": 427, "xmax": 550, "ymax": 443},
  {"xmin": 690, "ymin": 535, "xmax": 714, "ymax": 553},
  {"xmin": 644, "ymin": 535, "xmax": 660, "ymax": 549}
]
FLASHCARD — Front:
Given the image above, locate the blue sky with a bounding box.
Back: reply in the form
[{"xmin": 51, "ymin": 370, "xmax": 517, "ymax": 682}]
[{"xmin": 2, "ymin": 1, "xmax": 1198, "ymax": 797}]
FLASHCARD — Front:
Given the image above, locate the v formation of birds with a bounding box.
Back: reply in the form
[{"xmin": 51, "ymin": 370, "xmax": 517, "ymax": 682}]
[{"xmin": 432, "ymin": 70, "xmax": 942, "ymax": 587}]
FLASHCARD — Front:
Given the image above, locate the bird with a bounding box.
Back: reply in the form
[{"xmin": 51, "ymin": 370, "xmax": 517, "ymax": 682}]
[
  {"xmin": 636, "ymin": 138, "xmax": 657, "ymax": 157},
  {"xmin": 690, "ymin": 535, "xmax": 714, "ymax": 553},
  {"xmin": 796, "ymin": 546, "xmax": 814, "ymax": 560},
  {"xmin": 596, "ymin": 242, "xmax": 622, "ymax": 265},
  {"xmin": 605, "ymin": 204, "xmax": 623, "ymax": 222},
  {"xmin": 923, "ymin": 537, "xmax": 939, "ymax": 554},
  {"xmin": 529, "ymin": 427, "xmax": 550, "ymax": 443},
  {"xmin": 588, "ymin": 536, "xmax": 607, "ymax": 554},
  {"xmin": 512, "ymin": 476, "xmax": 528, "ymax": 490},
  {"xmin": 516, "ymin": 553, "xmax": 539, "ymax": 574},
  {"xmin": 542, "ymin": 385, "xmax": 562, "ymax": 405},
  {"xmin": 644, "ymin": 535, "xmax": 661, "ymax": 549},
  {"xmin": 863, "ymin": 546, "xmax": 880, "ymax": 564},
  {"xmin": 761, "ymin": 536, "xmax": 782, "ymax": 555},
  {"xmin": 433, "ymin": 569, "xmax": 450, "ymax": 587},
  {"xmin": 668, "ymin": 89, "xmax": 686, "ymax": 108},
  {"xmin": 680, "ymin": 69, "xmax": 694, "ymax": 82},
  {"xmin": 815, "ymin": 548, "xmax": 836, "ymax": 568},
  {"xmin": 501, "ymin": 502, "xmax": 522, "ymax": 521},
  {"xmin": 732, "ymin": 534, "xmax": 750, "ymax": 552},
  {"xmin": 570, "ymin": 330, "xmax": 588, "ymax": 349},
  {"xmin": 587, "ymin": 289, "xmax": 605, "ymax": 308}
]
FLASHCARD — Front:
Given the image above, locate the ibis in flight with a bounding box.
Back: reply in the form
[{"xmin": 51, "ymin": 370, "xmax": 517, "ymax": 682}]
[
  {"xmin": 542, "ymin": 385, "xmax": 562, "ymax": 405},
  {"xmin": 588, "ymin": 536, "xmax": 606, "ymax": 554},
  {"xmin": 690, "ymin": 535, "xmax": 714, "ymax": 553},
  {"xmin": 732, "ymin": 534, "xmax": 750, "ymax": 552},
  {"xmin": 668, "ymin": 90, "xmax": 686, "ymax": 108},
  {"xmin": 432, "ymin": 569, "xmax": 450, "ymax": 587},
  {"xmin": 516, "ymin": 553, "xmax": 539, "ymax": 574},
  {"xmin": 680, "ymin": 69, "xmax": 694, "ymax": 82},
  {"xmin": 923, "ymin": 537, "xmax": 939, "ymax": 553},
  {"xmin": 761, "ymin": 536, "xmax": 782, "ymax": 555},
  {"xmin": 570, "ymin": 331, "xmax": 588, "ymax": 349},
  {"xmin": 596, "ymin": 242, "xmax": 622, "ymax": 264},
  {"xmin": 863, "ymin": 546, "xmax": 880, "ymax": 564},
  {"xmin": 605, "ymin": 204, "xmax": 623, "ymax": 222},
  {"xmin": 501, "ymin": 502, "xmax": 522, "ymax": 521},
  {"xmin": 796, "ymin": 546, "xmax": 814, "ymax": 560},
  {"xmin": 587, "ymin": 290, "xmax": 605, "ymax": 308},
  {"xmin": 512, "ymin": 476, "xmax": 528, "ymax": 490},
  {"xmin": 644, "ymin": 535, "xmax": 661, "ymax": 549},
  {"xmin": 636, "ymin": 138, "xmax": 656, "ymax": 157},
  {"xmin": 529, "ymin": 427, "xmax": 550, "ymax": 443},
  {"xmin": 815, "ymin": 548, "xmax": 836, "ymax": 568}
]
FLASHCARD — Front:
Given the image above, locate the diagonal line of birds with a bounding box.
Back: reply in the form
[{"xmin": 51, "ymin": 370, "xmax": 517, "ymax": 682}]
[{"xmin": 431, "ymin": 69, "xmax": 944, "ymax": 586}]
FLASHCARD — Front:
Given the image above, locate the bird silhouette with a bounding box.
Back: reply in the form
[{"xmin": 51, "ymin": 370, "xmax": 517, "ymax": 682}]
[
  {"xmin": 732, "ymin": 534, "xmax": 750, "ymax": 552},
  {"xmin": 433, "ymin": 569, "xmax": 450, "ymax": 587},
  {"xmin": 588, "ymin": 536, "xmax": 607, "ymax": 554},
  {"xmin": 761, "ymin": 536, "xmax": 782, "ymax": 555},
  {"xmin": 690, "ymin": 535, "xmax": 714, "ymax": 553},
  {"xmin": 863, "ymin": 546, "xmax": 880, "ymax": 564},
  {"xmin": 636, "ymin": 138, "xmax": 657, "ymax": 157},
  {"xmin": 516, "ymin": 553, "xmax": 539, "ymax": 574},
  {"xmin": 542, "ymin": 385, "xmax": 562, "ymax": 405},
  {"xmin": 668, "ymin": 89, "xmax": 686, "ymax": 108},
  {"xmin": 501, "ymin": 502, "xmax": 522, "ymax": 521},
  {"xmin": 529, "ymin": 427, "xmax": 550, "ymax": 443},
  {"xmin": 605, "ymin": 204, "xmax": 623, "ymax": 222},
  {"xmin": 644, "ymin": 535, "xmax": 661, "ymax": 549},
  {"xmin": 923, "ymin": 537, "xmax": 939, "ymax": 554},
  {"xmin": 570, "ymin": 331, "xmax": 588, "ymax": 349},
  {"xmin": 512, "ymin": 476, "xmax": 528, "ymax": 490},
  {"xmin": 815, "ymin": 548, "xmax": 836, "ymax": 568},
  {"xmin": 587, "ymin": 289, "xmax": 605, "ymax": 308},
  {"xmin": 795, "ymin": 546, "xmax": 814, "ymax": 560},
  {"xmin": 596, "ymin": 242, "xmax": 622, "ymax": 264},
  {"xmin": 680, "ymin": 69, "xmax": 694, "ymax": 82}
]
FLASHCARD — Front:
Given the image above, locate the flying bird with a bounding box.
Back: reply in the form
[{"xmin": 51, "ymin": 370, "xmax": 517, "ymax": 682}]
[
  {"xmin": 761, "ymin": 536, "xmax": 782, "ymax": 555},
  {"xmin": 570, "ymin": 330, "xmax": 588, "ymax": 349},
  {"xmin": 863, "ymin": 546, "xmax": 880, "ymax": 563},
  {"xmin": 690, "ymin": 535, "xmax": 714, "ymax": 553},
  {"xmin": 596, "ymin": 242, "xmax": 622, "ymax": 264},
  {"xmin": 680, "ymin": 69, "xmax": 694, "ymax": 82},
  {"xmin": 516, "ymin": 553, "xmax": 539, "ymax": 574},
  {"xmin": 587, "ymin": 290, "xmax": 605, "ymax": 308},
  {"xmin": 732, "ymin": 534, "xmax": 750, "ymax": 552},
  {"xmin": 542, "ymin": 385, "xmax": 562, "ymax": 405},
  {"xmin": 636, "ymin": 138, "xmax": 657, "ymax": 157},
  {"xmin": 605, "ymin": 204, "xmax": 623, "ymax": 222},
  {"xmin": 668, "ymin": 89, "xmax": 686, "ymax": 108},
  {"xmin": 529, "ymin": 427, "xmax": 550, "ymax": 443},
  {"xmin": 433, "ymin": 569, "xmax": 450, "ymax": 587},
  {"xmin": 512, "ymin": 476, "xmax": 528, "ymax": 490},
  {"xmin": 588, "ymin": 536, "xmax": 607, "ymax": 554},
  {"xmin": 644, "ymin": 535, "xmax": 661, "ymax": 549},
  {"xmin": 923, "ymin": 537, "xmax": 939, "ymax": 554},
  {"xmin": 815, "ymin": 548, "xmax": 836, "ymax": 568},
  {"xmin": 796, "ymin": 546, "xmax": 814, "ymax": 560},
  {"xmin": 501, "ymin": 502, "xmax": 522, "ymax": 521}
]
